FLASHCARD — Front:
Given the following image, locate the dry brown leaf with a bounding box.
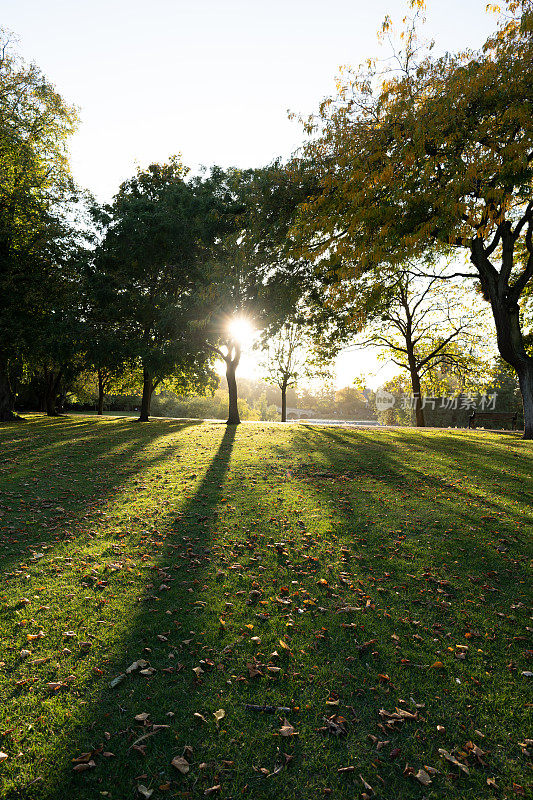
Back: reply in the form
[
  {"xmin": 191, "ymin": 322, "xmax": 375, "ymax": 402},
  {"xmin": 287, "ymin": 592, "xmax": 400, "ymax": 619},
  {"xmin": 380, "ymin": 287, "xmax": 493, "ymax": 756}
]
[
  {"xmin": 279, "ymin": 719, "xmax": 297, "ymax": 737},
  {"xmin": 438, "ymin": 748, "xmax": 469, "ymax": 774},
  {"xmin": 73, "ymin": 760, "xmax": 95, "ymax": 772},
  {"xmin": 414, "ymin": 769, "xmax": 432, "ymax": 786},
  {"xmin": 171, "ymin": 756, "xmax": 189, "ymax": 774}
]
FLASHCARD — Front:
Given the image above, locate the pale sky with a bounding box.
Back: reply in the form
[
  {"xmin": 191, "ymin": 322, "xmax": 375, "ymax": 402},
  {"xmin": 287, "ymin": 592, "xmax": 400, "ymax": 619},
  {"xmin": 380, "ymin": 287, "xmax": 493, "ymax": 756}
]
[{"xmin": 2, "ymin": 0, "xmax": 497, "ymax": 389}]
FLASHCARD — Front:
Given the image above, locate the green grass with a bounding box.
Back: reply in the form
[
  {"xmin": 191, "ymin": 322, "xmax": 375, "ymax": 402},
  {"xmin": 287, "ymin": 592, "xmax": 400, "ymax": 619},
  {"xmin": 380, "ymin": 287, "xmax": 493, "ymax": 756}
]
[{"xmin": 0, "ymin": 416, "xmax": 531, "ymax": 800}]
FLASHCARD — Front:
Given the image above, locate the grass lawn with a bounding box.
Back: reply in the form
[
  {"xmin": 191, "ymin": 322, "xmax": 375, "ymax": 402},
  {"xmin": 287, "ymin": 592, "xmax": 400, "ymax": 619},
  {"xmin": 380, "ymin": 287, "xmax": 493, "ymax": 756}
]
[{"xmin": 0, "ymin": 416, "xmax": 531, "ymax": 800}]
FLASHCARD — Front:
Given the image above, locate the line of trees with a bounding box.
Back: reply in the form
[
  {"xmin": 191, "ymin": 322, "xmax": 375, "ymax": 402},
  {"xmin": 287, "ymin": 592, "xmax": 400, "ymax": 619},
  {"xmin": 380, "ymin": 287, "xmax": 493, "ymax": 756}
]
[{"xmin": 2, "ymin": 1, "xmax": 533, "ymax": 434}]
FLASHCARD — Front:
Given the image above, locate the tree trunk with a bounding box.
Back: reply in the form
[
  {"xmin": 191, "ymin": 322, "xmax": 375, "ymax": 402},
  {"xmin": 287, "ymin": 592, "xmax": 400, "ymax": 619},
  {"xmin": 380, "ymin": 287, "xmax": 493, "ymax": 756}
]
[
  {"xmin": 45, "ymin": 369, "xmax": 62, "ymax": 417},
  {"xmin": 139, "ymin": 368, "xmax": 153, "ymax": 422},
  {"xmin": 407, "ymin": 354, "xmax": 425, "ymax": 427},
  {"xmin": 488, "ymin": 294, "xmax": 532, "ymax": 438},
  {"xmin": 281, "ymin": 382, "xmax": 288, "ymax": 422},
  {"xmin": 472, "ymin": 240, "xmax": 532, "ymax": 438},
  {"xmin": 517, "ymin": 362, "xmax": 533, "ymax": 439},
  {"xmin": 226, "ymin": 358, "xmax": 240, "ymax": 425},
  {"xmin": 0, "ymin": 360, "xmax": 16, "ymax": 421},
  {"xmin": 97, "ymin": 369, "xmax": 104, "ymax": 415}
]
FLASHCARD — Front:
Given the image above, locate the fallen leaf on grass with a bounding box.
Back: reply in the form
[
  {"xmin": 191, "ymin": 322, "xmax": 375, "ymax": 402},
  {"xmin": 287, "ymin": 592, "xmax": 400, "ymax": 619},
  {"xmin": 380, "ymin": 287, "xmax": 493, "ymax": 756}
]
[
  {"xmin": 214, "ymin": 709, "xmax": 225, "ymax": 727},
  {"xmin": 204, "ymin": 786, "xmax": 220, "ymax": 795},
  {"xmin": 137, "ymin": 785, "xmax": 153, "ymax": 799},
  {"xmin": 73, "ymin": 752, "xmax": 96, "ymax": 764},
  {"xmin": 171, "ymin": 756, "xmax": 189, "ymax": 774},
  {"xmin": 438, "ymin": 748, "xmax": 469, "ymax": 774},
  {"xmin": 414, "ymin": 769, "xmax": 432, "ymax": 786},
  {"xmin": 279, "ymin": 719, "xmax": 297, "ymax": 737},
  {"xmin": 359, "ymin": 775, "xmax": 374, "ymax": 794},
  {"xmin": 465, "ymin": 741, "xmax": 487, "ymax": 765},
  {"xmin": 0, "ymin": 752, "xmax": 8, "ymax": 762},
  {"xmin": 73, "ymin": 760, "xmax": 95, "ymax": 772},
  {"xmin": 320, "ymin": 715, "xmax": 348, "ymax": 736},
  {"xmin": 126, "ymin": 659, "xmax": 149, "ymax": 674},
  {"xmin": 135, "ymin": 713, "xmax": 150, "ymax": 723}
]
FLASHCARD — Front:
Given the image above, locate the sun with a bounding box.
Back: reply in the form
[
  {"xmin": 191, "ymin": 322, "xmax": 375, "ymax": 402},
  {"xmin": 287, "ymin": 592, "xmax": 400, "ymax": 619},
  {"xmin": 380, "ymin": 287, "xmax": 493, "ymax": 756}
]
[{"xmin": 229, "ymin": 316, "xmax": 255, "ymax": 345}]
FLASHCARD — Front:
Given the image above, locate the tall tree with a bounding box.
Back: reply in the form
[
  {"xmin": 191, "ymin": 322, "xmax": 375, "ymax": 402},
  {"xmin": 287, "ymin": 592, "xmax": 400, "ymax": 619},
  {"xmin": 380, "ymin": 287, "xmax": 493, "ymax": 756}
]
[
  {"xmin": 92, "ymin": 158, "xmax": 220, "ymax": 421},
  {"xmin": 200, "ymin": 233, "xmax": 258, "ymax": 426},
  {"xmin": 293, "ymin": 0, "xmax": 533, "ymax": 436},
  {"xmin": 0, "ymin": 30, "xmax": 78, "ymax": 419}
]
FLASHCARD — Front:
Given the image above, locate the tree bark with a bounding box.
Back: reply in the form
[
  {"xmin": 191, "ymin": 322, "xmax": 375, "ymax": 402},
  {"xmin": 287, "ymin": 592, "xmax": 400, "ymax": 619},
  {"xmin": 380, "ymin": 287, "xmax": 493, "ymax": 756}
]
[
  {"xmin": 226, "ymin": 357, "xmax": 240, "ymax": 425},
  {"xmin": 517, "ymin": 362, "xmax": 533, "ymax": 439},
  {"xmin": 489, "ymin": 298, "xmax": 533, "ymax": 438},
  {"xmin": 406, "ymin": 346, "xmax": 425, "ymax": 427},
  {"xmin": 139, "ymin": 368, "xmax": 153, "ymax": 422},
  {"xmin": 410, "ymin": 370, "xmax": 425, "ymax": 427},
  {"xmin": 281, "ymin": 381, "xmax": 288, "ymax": 422},
  {"xmin": 472, "ymin": 237, "xmax": 532, "ymax": 438},
  {"xmin": 97, "ymin": 369, "xmax": 104, "ymax": 415},
  {"xmin": 0, "ymin": 360, "xmax": 16, "ymax": 421},
  {"xmin": 44, "ymin": 369, "xmax": 62, "ymax": 417}
]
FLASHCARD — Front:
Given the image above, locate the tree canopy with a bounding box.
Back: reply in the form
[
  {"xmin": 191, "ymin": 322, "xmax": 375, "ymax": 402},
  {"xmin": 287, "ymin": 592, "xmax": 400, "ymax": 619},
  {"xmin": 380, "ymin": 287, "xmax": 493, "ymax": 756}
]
[
  {"xmin": 0, "ymin": 29, "xmax": 79, "ymax": 419},
  {"xmin": 292, "ymin": 0, "xmax": 533, "ymax": 434}
]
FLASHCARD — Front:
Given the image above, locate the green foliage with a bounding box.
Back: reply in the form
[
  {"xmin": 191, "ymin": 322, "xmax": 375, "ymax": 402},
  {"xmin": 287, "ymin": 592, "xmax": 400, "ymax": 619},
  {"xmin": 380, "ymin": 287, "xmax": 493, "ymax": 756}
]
[
  {"xmin": 0, "ymin": 29, "xmax": 79, "ymax": 417},
  {"xmin": 90, "ymin": 158, "xmax": 225, "ymax": 399}
]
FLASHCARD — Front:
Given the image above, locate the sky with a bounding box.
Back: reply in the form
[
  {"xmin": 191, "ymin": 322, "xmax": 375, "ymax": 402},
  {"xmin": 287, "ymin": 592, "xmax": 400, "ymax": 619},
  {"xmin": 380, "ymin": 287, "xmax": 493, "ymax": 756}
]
[{"xmin": 2, "ymin": 0, "xmax": 497, "ymax": 390}]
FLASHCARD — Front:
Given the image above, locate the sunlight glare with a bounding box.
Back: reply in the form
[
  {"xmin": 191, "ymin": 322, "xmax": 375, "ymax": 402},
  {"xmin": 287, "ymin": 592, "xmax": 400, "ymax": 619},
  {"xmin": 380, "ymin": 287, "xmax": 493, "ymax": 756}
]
[{"xmin": 229, "ymin": 316, "xmax": 255, "ymax": 345}]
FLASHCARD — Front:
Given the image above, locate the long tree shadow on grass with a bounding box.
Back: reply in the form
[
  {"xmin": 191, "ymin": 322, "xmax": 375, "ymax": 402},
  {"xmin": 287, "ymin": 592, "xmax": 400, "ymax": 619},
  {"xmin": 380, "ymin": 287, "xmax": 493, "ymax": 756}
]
[
  {"xmin": 4, "ymin": 423, "xmax": 532, "ymax": 800},
  {"xmin": 15, "ymin": 424, "xmax": 238, "ymax": 800},
  {"xmin": 0, "ymin": 417, "xmax": 202, "ymax": 575},
  {"xmin": 286, "ymin": 426, "xmax": 533, "ymax": 595},
  {"xmin": 255, "ymin": 425, "xmax": 532, "ymax": 797},
  {"xmin": 301, "ymin": 426, "xmax": 533, "ymax": 535}
]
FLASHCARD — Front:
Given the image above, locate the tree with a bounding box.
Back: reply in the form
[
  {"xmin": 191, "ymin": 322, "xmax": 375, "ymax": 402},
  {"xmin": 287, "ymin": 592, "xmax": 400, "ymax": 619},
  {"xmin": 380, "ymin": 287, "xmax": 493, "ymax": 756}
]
[
  {"xmin": 293, "ymin": 1, "xmax": 533, "ymax": 436},
  {"xmin": 200, "ymin": 237, "xmax": 255, "ymax": 426},
  {"xmin": 260, "ymin": 322, "xmax": 303, "ymax": 422},
  {"xmin": 334, "ymin": 386, "xmax": 372, "ymax": 420},
  {"xmin": 258, "ymin": 319, "xmax": 333, "ymax": 421},
  {"xmin": 196, "ymin": 166, "xmax": 289, "ymax": 425},
  {"xmin": 0, "ymin": 30, "xmax": 78, "ymax": 419},
  {"xmin": 92, "ymin": 158, "xmax": 219, "ymax": 421},
  {"xmin": 346, "ymin": 267, "xmax": 488, "ymax": 426}
]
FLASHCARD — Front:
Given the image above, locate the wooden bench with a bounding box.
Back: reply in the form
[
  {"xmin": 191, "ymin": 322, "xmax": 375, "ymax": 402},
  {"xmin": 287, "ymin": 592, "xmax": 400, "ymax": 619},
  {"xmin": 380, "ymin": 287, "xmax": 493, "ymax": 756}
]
[{"xmin": 468, "ymin": 411, "xmax": 518, "ymax": 430}]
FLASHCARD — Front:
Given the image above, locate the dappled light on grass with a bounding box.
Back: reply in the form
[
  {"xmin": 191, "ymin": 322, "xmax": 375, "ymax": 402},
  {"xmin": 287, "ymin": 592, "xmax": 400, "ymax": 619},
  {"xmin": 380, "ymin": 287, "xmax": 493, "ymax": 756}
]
[{"xmin": 0, "ymin": 419, "xmax": 531, "ymax": 799}]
